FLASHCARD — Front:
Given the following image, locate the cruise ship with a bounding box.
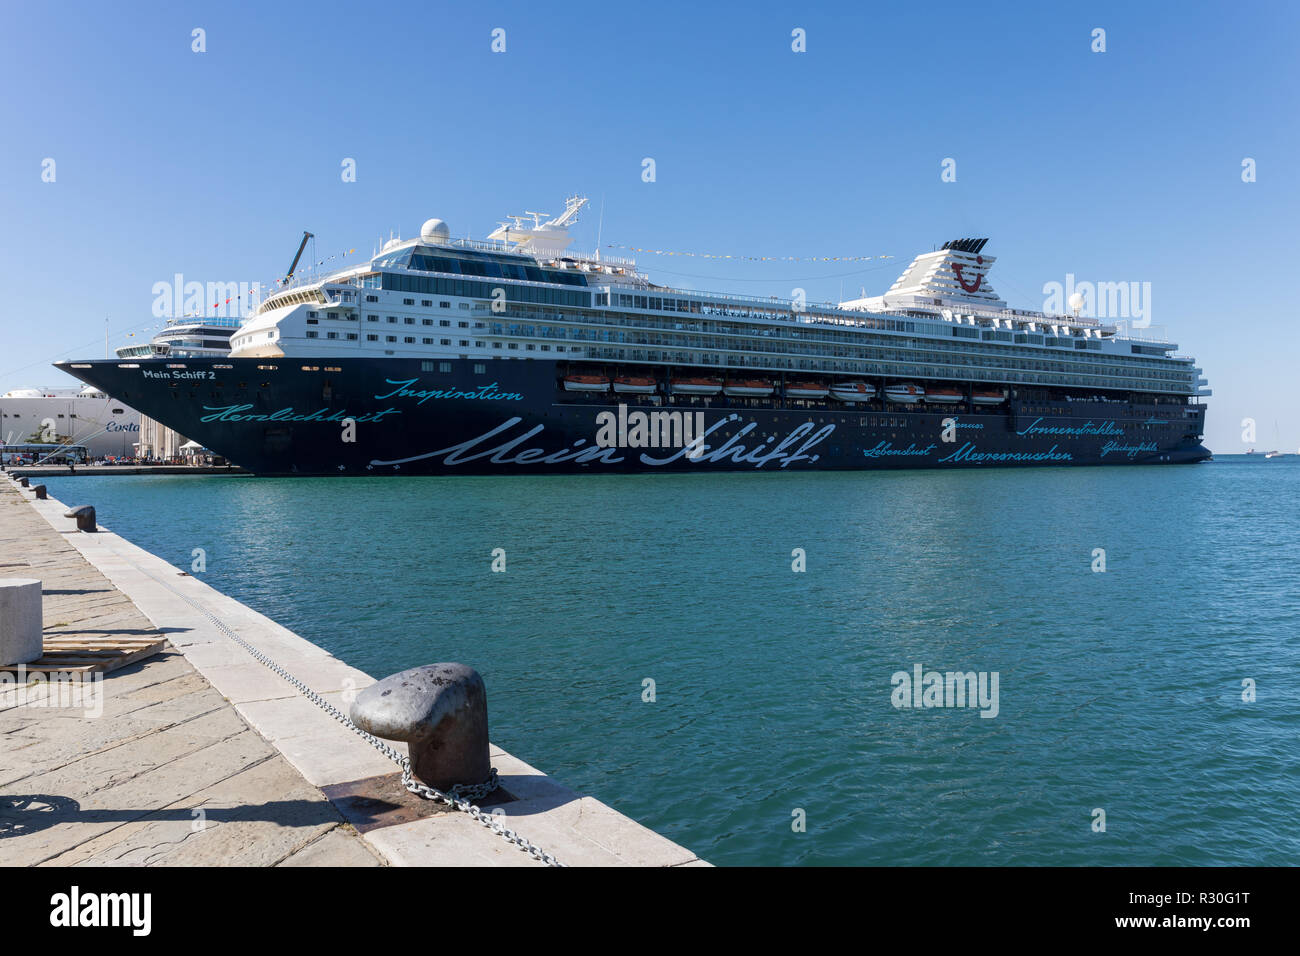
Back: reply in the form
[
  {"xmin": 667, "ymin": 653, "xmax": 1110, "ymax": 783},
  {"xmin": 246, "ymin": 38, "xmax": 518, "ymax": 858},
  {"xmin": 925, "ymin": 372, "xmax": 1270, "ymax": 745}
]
[
  {"xmin": 114, "ymin": 316, "xmax": 240, "ymax": 458},
  {"xmin": 115, "ymin": 315, "xmax": 241, "ymax": 361},
  {"xmin": 0, "ymin": 385, "xmax": 140, "ymax": 459},
  {"xmin": 56, "ymin": 197, "xmax": 1211, "ymax": 475}
]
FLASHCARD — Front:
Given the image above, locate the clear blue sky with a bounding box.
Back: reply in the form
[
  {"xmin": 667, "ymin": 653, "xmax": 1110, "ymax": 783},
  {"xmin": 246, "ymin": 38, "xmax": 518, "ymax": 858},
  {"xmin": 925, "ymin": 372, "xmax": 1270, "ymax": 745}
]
[{"xmin": 1, "ymin": 0, "xmax": 1296, "ymax": 452}]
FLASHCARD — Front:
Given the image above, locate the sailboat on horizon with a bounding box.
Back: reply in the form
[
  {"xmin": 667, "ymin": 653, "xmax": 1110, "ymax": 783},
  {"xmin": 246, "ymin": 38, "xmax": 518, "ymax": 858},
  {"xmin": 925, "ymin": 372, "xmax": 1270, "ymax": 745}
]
[{"xmin": 1264, "ymin": 420, "xmax": 1288, "ymax": 458}]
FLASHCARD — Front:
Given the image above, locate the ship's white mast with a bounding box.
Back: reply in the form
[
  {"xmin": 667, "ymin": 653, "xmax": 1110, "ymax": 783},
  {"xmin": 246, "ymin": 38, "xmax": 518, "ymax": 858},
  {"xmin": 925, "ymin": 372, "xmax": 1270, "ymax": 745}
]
[{"xmin": 488, "ymin": 195, "xmax": 589, "ymax": 256}]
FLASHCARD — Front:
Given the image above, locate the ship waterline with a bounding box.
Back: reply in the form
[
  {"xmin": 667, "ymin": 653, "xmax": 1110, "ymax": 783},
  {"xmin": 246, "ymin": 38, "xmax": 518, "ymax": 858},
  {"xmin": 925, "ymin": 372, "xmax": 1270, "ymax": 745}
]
[{"xmin": 55, "ymin": 357, "xmax": 1209, "ymax": 475}]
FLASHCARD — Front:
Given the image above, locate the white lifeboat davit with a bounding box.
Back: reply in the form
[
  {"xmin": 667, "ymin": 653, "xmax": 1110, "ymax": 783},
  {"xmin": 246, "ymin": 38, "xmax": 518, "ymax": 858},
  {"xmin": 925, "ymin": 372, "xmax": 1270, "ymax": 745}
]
[
  {"xmin": 884, "ymin": 383, "xmax": 925, "ymax": 404},
  {"xmin": 785, "ymin": 381, "xmax": 830, "ymax": 399},
  {"xmin": 562, "ymin": 374, "xmax": 610, "ymax": 393},
  {"xmin": 829, "ymin": 382, "xmax": 876, "ymax": 403},
  {"xmin": 671, "ymin": 377, "xmax": 724, "ymax": 396},
  {"xmin": 612, "ymin": 376, "xmax": 658, "ymax": 395},
  {"xmin": 723, "ymin": 379, "xmax": 775, "ymax": 397}
]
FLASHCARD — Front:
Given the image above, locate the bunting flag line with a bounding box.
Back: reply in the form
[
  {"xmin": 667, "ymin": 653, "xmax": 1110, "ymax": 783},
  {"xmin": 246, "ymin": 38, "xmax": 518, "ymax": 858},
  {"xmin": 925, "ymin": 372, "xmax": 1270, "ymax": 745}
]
[
  {"xmin": 606, "ymin": 244, "xmax": 892, "ymax": 263},
  {"xmin": 274, "ymin": 247, "xmax": 360, "ymax": 286}
]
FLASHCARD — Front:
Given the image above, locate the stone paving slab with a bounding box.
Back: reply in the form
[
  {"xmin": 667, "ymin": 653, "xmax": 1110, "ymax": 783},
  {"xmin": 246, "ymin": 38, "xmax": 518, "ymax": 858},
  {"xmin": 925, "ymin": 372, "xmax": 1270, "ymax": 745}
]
[{"xmin": 0, "ymin": 481, "xmax": 384, "ymax": 867}]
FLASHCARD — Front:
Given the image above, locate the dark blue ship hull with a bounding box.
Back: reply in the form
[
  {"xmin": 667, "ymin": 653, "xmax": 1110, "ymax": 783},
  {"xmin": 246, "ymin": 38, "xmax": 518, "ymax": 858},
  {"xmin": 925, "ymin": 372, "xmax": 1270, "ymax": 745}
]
[{"xmin": 56, "ymin": 358, "xmax": 1211, "ymax": 476}]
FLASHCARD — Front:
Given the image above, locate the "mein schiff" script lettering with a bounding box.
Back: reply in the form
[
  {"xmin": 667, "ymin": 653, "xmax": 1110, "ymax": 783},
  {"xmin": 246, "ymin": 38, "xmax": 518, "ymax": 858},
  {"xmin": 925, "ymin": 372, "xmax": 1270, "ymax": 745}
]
[{"xmin": 371, "ymin": 418, "xmax": 835, "ymax": 469}]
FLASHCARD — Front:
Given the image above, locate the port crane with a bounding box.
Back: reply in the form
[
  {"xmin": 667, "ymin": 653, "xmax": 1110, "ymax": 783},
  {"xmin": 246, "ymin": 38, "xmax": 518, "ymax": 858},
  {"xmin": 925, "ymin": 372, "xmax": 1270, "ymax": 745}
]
[{"xmin": 284, "ymin": 230, "xmax": 314, "ymax": 282}]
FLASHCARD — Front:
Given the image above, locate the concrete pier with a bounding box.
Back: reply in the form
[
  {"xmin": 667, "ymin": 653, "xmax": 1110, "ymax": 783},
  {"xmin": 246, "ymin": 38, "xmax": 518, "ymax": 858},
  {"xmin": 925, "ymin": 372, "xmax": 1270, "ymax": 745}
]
[
  {"xmin": 6, "ymin": 465, "xmax": 247, "ymax": 478},
  {"xmin": 0, "ymin": 480, "xmax": 705, "ymax": 867},
  {"xmin": 0, "ymin": 483, "xmax": 383, "ymax": 865}
]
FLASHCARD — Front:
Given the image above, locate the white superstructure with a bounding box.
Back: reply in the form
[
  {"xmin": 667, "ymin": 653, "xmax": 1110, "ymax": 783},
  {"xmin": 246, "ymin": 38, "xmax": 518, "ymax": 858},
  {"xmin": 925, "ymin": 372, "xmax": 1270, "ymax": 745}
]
[
  {"xmin": 116, "ymin": 316, "xmax": 242, "ymax": 360},
  {"xmin": 219, "ymin": 201, "xmax": 1205, "ymax": 399}
]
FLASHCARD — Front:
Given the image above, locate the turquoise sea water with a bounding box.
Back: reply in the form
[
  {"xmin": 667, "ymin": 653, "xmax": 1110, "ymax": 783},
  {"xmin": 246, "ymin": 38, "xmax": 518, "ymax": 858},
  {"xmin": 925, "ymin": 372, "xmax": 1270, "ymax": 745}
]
[{"xmin": 36, "ymin": 457, "xmax": 1300, "ymax": 866}]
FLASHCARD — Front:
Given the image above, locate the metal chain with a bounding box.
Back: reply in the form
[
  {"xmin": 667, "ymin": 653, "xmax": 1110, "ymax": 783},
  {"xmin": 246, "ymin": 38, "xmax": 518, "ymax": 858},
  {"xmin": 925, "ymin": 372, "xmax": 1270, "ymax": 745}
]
[
  {"xmin": 402, "ymin": 770, "xmax": 564, "ymax": 867},
  {"xmin": 128, "ymin": 557, "xmax": 564, "ymax": 866}
]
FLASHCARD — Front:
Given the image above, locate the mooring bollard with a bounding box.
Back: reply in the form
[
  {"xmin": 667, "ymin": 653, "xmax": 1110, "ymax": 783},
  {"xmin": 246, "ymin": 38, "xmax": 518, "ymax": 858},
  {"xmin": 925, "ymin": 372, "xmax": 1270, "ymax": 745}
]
[
  {"xmin": 19, "ymin": 477, "xmax": 29, "ymax": 488},
  {"xmin": 64, "ymin": 505, "xmax": 97, "ymax": 533},
  {"xmin": 32, "ymin": 484, "xmax": 47, "ymax": 500},
  {"xmin": 350, "ymin": 663, "xmax": 491, "ymax": 792},
  {"xmin": 0, "ymin": 579, "xmax": 43, "ymax": 667}
]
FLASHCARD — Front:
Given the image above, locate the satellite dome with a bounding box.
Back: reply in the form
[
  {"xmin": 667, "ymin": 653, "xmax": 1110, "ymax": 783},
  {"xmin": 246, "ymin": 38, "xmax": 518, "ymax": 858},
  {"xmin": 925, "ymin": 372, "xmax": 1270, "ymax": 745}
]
[
  {"xmin": 420, "ymin": 218, "xmax": 451, "ymax": 243},
  {"xmin": 1067, "ymin": 292, "xmax": 1086, "ymax": 313}
]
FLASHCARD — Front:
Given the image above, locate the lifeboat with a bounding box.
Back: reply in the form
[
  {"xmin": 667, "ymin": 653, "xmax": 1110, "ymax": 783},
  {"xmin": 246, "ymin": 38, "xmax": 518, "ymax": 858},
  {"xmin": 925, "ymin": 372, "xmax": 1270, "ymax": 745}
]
[
  {"xmin": 723, "ymin": 378, "xmax": 775, "ymax": 397},
  {"xmin": 884, "ymin": 383, "xmax": 925, "ymax": 404},
  {"xmin": 829, "ymin": 382, "xmax": 876, "ymax": 403},
  {"xmin": 785, "ymin": 381, "xmax": 830, "ymax": 399},
  {"xmin": 612, "ymin": 376, "xmax": 658, "ymax": 395},
  {"xmin": 924, "ymin": 387, "xmax": 964, "ymax": 404},
  {"xmin": 562, "ymin": 373, "xmax": 610, "ymax": 393},
  {"xmin": 671, "ymin": 376, "xmax": 724, "ymax": 396},
  {"xmin": 970, "ymin": 389, "xmax": 1007, "ymax": 406}
]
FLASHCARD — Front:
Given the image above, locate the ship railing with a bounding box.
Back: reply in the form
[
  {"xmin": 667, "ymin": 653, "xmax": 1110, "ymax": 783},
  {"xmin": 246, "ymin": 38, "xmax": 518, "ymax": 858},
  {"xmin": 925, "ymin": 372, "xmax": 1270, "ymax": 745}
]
[
  {"xmin": 446, "ymin": 237, "xmax": 643, "ymax": 271},
  {"xmin": 162, "ymin": 315, "xmax": 245, "ymax": 329},
  {"xmin": 276, "ymin": 262, "xmax": 370, "ymax": 294},
  {"xmin": 872, "ymin": 303, "xmax": 1117, "ymax": 332},
  {"xmin": 447, "ymin": 237, "xmax": 531, "ymax": 256},
  {"xmin": 618, "ymin": 287, "xmax": 849, "ymax": 317},
  {"xmin": 572, "ymin": 250, "xmax": 638, "ymax": 269},
  {"xmin": 1118, "ymin": 331, "xmax": 1173, "ymax": 344},
  {"xmin": 274, "ymin": 267, "xmax": 598, "ymax": 304}
]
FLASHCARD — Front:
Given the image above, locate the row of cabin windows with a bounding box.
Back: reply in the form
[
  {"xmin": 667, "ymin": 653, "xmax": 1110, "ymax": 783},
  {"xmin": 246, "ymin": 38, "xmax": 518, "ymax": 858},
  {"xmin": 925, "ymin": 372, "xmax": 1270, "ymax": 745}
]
[
  {"xmin": 305, "ymin": 329, "xmax": 568, "ymax": 353},
  {"xmin": 605, "ymin": 292, "xmax": 915, "ymax": 333},
  {"xmin": 575, "ymin": 347, "xmax": 1186, "ymax": 393},
  {"xmin": 305, "ymin": 331, "xmax": 360, "ymax": 341},
  {"xmin": 587, "ymin": 301, "xmax": 1183, "ymax": 375},
  {"xmin": 379, "ymin": 272, "xmax": 590, "ymax": 307},
  {"xmin": 473, "ymin": 314, "xmax": 1188, "ymax": 384},
  {"xmin": 364, "ymin": 315, "xmax": 473, "ymax": 328},
  {"xmin": 414, "ymin": 362, "xmax": 508, "ymax": 376},
  {"xmin": 401, "ymin": 253, "xmax": 589, "ymax": 287}
]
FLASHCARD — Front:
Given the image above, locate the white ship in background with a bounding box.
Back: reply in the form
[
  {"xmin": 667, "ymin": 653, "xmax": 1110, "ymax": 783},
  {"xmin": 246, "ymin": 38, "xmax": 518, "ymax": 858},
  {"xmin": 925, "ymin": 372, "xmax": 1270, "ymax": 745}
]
[
  {"xmin": 1, "ymin": 317, "xmax": 241, "ymax": 462},
  {"xmin": 0, "ymin": 385, "xmax": 140, "ymax": 458}
]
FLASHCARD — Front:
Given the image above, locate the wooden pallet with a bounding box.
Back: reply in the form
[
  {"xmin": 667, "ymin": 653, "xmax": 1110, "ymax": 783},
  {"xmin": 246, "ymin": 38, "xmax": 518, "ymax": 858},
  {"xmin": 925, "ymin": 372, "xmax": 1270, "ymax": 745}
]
[{"xmin": 1, "ymin": 636, "xmax": 167, "ymax": 676}]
